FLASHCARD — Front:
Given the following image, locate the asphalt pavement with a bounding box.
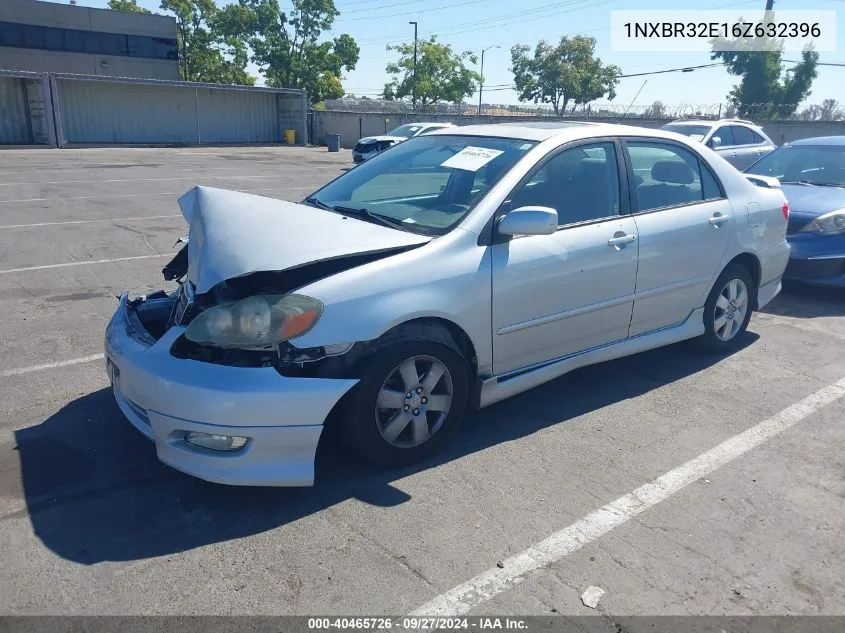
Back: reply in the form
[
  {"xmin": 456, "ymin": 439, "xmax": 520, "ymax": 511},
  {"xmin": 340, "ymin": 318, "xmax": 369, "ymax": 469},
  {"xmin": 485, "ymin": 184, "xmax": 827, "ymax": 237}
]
[{"xmin": 0, "ymin": 146, "xmax": 843, "ymax": 618}]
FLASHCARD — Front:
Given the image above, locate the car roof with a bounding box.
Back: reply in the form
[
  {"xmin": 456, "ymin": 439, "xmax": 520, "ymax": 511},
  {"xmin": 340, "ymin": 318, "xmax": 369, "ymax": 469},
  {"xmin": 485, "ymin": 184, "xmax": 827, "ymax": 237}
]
[
  {"xmin": 788, "ymin": 136, "xmax": 845, "ymax": 146},
  {"xmin": 425, "ymin": 121, "xmax": 694, "ymax": 143},
  {"xmin": 665, "ymin": 120, "xmax": 716, "ymax": 126}
]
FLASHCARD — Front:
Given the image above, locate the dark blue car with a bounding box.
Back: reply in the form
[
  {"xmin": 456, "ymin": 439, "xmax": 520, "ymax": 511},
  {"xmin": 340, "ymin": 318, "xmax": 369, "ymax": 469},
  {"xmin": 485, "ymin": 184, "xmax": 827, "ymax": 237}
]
[{"xmin": 745, "ymin": 136, "xmax": 845, "ymax": 288}]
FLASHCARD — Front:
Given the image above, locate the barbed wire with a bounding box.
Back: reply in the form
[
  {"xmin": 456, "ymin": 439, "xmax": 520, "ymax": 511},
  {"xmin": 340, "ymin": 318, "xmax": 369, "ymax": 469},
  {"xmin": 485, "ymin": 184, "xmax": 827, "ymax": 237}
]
[{"xmin": 321, "ymin": 99, "xmax": 845, "ymax": 122}]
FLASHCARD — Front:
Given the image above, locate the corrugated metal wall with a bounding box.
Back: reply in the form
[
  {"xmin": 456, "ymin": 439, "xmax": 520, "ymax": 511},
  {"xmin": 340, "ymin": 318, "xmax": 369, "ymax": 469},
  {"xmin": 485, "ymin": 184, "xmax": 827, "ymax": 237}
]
[
  {"xmin": 196, "ymin": 86, "xmax": 278, "ymax": 143},
  {"xmin": 0, "ymin": 77, "xmax": 31, "ymax": 144},
  {"xmin": 56, "ymin": 77, "xmax": 303, "ymax": 145},
  {"xmin": 58, "ymin": 79, "xmax": 198, "ymax": 144}
]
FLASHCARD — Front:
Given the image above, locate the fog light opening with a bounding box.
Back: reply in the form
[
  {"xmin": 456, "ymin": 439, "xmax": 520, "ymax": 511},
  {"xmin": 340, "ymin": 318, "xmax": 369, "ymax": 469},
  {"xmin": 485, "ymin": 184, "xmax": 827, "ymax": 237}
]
[{"xmin": 185, "ymin": 432, "xmax": 248, "ymax": 451}]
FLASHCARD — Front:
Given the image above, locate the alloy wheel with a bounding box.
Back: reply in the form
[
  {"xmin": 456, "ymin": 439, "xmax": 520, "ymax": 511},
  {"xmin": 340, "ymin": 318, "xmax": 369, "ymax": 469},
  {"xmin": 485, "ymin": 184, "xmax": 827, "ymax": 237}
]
[
  {"xmin": 713, "ymin": 278, "xmax": 749, "ymax": 341},
  {"xmin": 375, "ymin": 355, "xmax": 453, "ymax": 448}
]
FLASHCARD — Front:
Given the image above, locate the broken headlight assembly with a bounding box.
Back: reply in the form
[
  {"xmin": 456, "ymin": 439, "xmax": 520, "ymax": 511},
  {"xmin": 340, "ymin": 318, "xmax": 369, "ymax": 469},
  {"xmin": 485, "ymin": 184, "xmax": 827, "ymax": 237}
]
[{"xmin": 183, "ymin": 294, "xmax": 323, "ymax": 350}]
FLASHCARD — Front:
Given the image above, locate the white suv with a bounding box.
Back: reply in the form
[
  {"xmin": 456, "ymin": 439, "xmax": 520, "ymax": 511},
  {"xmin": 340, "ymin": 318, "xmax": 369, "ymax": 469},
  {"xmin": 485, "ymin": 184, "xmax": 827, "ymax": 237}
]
[{"xmin": 662, "ymin": 119, "xmax": 776, "ymax": 169}]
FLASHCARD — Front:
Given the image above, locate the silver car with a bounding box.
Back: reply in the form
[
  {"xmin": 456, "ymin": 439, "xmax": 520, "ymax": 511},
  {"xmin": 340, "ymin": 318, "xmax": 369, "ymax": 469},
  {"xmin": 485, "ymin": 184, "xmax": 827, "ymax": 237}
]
[
  {"xmin": 662, "ymin": 119, "xmax": 776, "ymax": 169},
  {"xmin": 352, "ymin": 122, "xmax": 455, "ymax": 163},
  {"xmin": 105, "ymin": 122, "xmax": 790, "ymax": 486}
]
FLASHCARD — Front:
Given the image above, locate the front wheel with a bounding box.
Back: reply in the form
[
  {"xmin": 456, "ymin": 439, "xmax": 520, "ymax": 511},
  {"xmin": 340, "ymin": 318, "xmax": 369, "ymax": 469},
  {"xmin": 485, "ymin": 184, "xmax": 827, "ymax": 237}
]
[
  {"xmin": 696, "ymin": 264, "xmax": 754, "ymax": 353},
  {"xmin": 344, "ymin": 340, "xmax": 469, "ymax": 467}
]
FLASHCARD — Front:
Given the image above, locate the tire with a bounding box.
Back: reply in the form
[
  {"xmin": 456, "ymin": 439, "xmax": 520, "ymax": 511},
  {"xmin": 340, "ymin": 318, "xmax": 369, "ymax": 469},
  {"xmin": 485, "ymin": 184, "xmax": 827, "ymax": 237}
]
[
  {"xmin": 696, "ymin": 263, "xmax": 755, "ymax": 353},
  {"xmin": 344, "ymin": 337, "xmax": 470, "ymax": 468}
]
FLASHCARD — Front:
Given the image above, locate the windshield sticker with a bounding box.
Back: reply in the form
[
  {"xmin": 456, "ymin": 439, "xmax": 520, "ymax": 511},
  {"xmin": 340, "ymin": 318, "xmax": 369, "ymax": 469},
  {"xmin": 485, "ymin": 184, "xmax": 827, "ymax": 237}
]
[
  {"xmin": 403, "ymin": 217, "xmax": 418, "ymax": 223},
  {"xmin": 441, "ymin": 146, "xmax": 505, "ymax": 172},
  {"xmin": 519, "ymin": 143, "xmax": 533, "ymax": 150}
]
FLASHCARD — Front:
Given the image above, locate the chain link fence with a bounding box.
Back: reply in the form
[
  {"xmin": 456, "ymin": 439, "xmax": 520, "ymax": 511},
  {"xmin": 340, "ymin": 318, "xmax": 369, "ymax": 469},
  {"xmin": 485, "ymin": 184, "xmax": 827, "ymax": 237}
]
[{"xmin": 321, "ymin": 99, "xmax": 845, "ymax": 122}]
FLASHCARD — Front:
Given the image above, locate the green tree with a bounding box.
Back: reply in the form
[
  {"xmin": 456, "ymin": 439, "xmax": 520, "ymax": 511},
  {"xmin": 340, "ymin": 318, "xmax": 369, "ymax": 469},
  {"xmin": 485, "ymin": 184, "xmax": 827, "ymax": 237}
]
[
  {"xmin": 383, "ymin": 37, "xmax": 479, "ymax": 112},
  {"xmin": 107, "ymin": 0, "xmax": 151, "ymax": 13},
  {"xmin": 240, "ymin": 0, "xmax": 359, "ymax": 103},
  {"xmin": 711, "ymin": 16, "xmax": 818, "ymax": 119},
  {"xmin": 643, "ymin": 100, "xmax": 668, "ymax": 119},
  {"xmin": 510, "ymin": 36, "xmax": 619, "ymax": 115},
  {"xmin": 160, "ymin": 0, "xmax": 254, "ymax": 85}
]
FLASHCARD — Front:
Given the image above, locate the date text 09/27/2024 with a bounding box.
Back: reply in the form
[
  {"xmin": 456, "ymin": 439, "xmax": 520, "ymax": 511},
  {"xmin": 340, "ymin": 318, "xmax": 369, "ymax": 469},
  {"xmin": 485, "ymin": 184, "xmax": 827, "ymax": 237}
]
[{"xmin": 307, "ymin": 618, "xmax": 528, "ymax": 630}]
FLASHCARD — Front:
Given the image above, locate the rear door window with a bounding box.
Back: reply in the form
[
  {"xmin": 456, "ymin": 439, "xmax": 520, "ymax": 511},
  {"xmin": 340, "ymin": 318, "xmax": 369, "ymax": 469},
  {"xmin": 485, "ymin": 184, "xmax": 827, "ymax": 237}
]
[
  {"xmin": 731, "ymin": 126, "xmax": 757, "ymax": 146},
  {"xmin": 626, "ymin": 141, "xmax": 725, "ymax": 211}
]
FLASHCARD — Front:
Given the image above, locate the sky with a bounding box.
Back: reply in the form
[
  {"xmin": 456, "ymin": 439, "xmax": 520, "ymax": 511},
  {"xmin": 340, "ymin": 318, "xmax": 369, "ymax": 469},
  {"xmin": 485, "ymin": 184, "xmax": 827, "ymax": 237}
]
[{"xmin": 60, "ymin": 0, "xmax": 845, "ymax": 112}]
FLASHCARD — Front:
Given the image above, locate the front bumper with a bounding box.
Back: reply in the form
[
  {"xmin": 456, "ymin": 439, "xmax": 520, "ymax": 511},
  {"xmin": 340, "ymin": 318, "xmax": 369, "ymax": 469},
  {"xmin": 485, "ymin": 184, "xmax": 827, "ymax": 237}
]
[
  {"xmin": 784, "ymin": 232, "xmax": 845, "ymax": 288},
  {"xmin": 104, "ymin": 294, "xmax": 358, "ymax": 486}
]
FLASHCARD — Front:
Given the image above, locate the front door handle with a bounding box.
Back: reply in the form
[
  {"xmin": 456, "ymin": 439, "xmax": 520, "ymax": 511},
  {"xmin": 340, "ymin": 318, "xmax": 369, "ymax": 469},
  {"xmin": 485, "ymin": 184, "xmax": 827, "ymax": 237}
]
[
  {"xmin": 608, "ymin": 233, "xmax": 637, "ymax": 248},
  {"xmin": 709, "ymin": 213, "xmax": 730, "ymax": 227},
  {"xmin": 730, "ymin": 152, "xmax": 738, "ymax": 158}
]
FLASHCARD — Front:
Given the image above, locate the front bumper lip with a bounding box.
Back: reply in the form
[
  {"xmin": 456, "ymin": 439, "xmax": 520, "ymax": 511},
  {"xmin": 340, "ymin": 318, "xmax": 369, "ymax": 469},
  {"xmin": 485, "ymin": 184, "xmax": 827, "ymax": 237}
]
[{"xmin": 105, "ymin": 293, "xmax": 359, "ymax": 486}]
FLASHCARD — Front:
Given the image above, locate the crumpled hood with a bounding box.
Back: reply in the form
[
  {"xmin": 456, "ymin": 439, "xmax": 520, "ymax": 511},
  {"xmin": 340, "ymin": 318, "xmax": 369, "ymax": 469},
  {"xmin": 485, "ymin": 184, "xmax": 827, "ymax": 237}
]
[
  {"xmin": 177, "ymin": 186, "xmax": 430, "ymax": 294},
  {"xmin": 358, "ymin": 135, "xmax": 405, "ymax": 145}
]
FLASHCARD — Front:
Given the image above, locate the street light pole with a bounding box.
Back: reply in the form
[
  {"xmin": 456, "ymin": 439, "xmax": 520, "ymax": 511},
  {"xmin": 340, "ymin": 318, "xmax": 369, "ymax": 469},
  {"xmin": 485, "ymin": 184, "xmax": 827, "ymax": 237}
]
[
  {"xmin": 478, "ymin": 45, "xmax": 500, "ymax": 115},
  {"xmin": 409, "ymin": 21, "xmax": 418, "ymax": 111}
]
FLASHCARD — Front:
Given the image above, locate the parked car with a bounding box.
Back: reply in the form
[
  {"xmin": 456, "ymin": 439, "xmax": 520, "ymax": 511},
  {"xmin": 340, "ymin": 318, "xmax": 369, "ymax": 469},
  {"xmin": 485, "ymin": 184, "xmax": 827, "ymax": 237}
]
[
  {"xmin": 352, "ymin": 122, "xmax": 455, "ymax": 163},
  {"xmin": 662, "ymin": 119, "xmax": 776, "ymax": 169},
  {"xmin": 106, "ymin": 122, "xmax": 790, "ymax": 486},
  {"xmin": 745, "ymin": 136, "xmax": 845, "ymax": 287}
]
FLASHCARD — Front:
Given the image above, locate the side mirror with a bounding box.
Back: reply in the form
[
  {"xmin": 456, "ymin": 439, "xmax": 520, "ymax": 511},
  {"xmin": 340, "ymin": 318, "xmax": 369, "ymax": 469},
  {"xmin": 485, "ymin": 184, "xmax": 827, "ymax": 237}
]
[
  {"xmin": 497, "ymin": 206, "xmax": 558, "ymax": 237},
  {"xmin": 709, "ymin": 136, "xmax": 722, "ymax": 149}
]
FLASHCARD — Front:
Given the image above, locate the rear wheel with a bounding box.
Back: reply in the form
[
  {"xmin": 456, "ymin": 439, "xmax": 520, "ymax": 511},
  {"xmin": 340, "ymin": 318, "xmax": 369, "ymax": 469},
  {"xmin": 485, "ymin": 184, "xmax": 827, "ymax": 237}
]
[
  {"xmin": 344, "ymin": 339, "xmax": 469, "ymax": 467},
  {"xmin": 697, "ymin": 264, "xmax": 754, "ymax": 353}
]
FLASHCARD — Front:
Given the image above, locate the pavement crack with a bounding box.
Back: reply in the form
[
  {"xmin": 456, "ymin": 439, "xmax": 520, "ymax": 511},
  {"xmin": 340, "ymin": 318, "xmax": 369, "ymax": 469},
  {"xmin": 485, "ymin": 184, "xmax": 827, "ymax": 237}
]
[{"xmin": 326, "ymin": 508, "xmax": 436, "ymax": 588}]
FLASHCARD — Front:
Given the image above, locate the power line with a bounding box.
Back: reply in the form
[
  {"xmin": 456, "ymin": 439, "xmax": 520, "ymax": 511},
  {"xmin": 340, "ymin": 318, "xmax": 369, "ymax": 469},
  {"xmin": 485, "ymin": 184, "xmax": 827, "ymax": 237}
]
[
  {"xmin": 339, "ymin": 0, "xmax": 426, "ymax": 15},
  {"xmin": 337, "ymin": 0, "xmax": 488, "ymax": 22},
  {"xmin": 352, "ymin": 0, "xmax": 608, "ymax": 44},
  {"xmin": 617, "ymin": 62, "xmax": 724, "ymax": 78}
]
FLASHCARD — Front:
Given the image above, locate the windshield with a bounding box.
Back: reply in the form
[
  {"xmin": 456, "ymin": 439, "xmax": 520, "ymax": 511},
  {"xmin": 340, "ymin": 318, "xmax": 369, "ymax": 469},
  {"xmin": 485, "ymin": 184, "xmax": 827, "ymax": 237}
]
[
  {"xmin": 662, "ymin": 124, "xmax": 711, "ymax": 142},
  {"xmin": 746, "ymin": 144, "xmax": 845, "ymax": 186},
  {"xmin": 309, "ymin": 135, "xmax": 537, "ymax": 235},
  {"xmin": 386, "ymin": 124, "xmax": 424, "ymax": 138}
]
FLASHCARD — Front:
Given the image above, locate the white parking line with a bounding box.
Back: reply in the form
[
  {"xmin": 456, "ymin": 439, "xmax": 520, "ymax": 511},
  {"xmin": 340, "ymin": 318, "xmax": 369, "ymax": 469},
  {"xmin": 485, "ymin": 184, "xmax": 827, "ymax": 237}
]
[
  {"xmin": 0, "ymin": 185, "xmax": 314, "ymax": 204},
  {"xmin": 0, "ymin": 174, "xmax": 339, "ymax": 186},
  {"xmin": 411, "ymin": 375, "xmax": 845, "ymax": 616},
  {"xmin": 0, "ymin": 254, "xmax": 169, "ymax": 274},
  {"xmin": 0, "ymin": 174, "xmax": 283, "ymax": 186},
  {"xmin": 0, "ymin": 214, "xmax": 181, "ymax": 229},
  {"xmin": 0, "ymin": 354, "xmax": 105, "ymax": 378}
]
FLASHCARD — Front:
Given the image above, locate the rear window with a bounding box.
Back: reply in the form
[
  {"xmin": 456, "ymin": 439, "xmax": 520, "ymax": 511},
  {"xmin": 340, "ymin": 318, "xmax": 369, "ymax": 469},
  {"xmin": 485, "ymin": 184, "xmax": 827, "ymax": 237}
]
[{"xmin": 662, "ymin": 124, "xmax": 711, "ymax": 142}]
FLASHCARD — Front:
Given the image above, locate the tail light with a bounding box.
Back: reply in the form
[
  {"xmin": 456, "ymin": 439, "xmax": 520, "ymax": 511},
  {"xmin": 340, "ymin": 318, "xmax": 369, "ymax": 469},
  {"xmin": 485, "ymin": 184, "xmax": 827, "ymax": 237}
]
[{"xmin": 782, "ymin": 201, "xmax": 790, "ymax": 221}]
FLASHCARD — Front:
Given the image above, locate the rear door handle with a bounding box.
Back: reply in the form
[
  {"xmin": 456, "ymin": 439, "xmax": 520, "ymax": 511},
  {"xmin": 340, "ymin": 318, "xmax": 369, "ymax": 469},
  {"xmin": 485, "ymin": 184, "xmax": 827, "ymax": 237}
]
[
  {"xmin": 608, "ymin": 234, "xmax": 636, "ymax": 247},
  {"xmin": 709, "ymin": 213, "xmax": 730, "ymax": 226},
  {"xmin": 730, "ymin": 152, "xmax": 738, "ymax": 158}
]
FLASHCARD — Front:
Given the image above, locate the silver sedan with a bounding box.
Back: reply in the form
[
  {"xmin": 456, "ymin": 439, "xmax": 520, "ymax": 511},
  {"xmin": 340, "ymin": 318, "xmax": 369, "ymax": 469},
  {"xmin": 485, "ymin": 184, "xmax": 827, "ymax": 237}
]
[{"xmin": 105, "ymin": 122, "xmax": 790, "ymax": 486}]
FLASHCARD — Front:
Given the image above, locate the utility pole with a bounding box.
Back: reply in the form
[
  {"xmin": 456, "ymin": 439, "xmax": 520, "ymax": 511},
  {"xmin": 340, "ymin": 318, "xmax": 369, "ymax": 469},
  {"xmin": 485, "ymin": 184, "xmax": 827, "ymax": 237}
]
[
  {"xmin": 409, "ymin": 21, "xmax": 418, "ymax": 111},
  {"xmin": 478, "ymin": 45, "xmax": 500, "ymax": 115},
  {"xmin": 765, "ymin": 0, "xmax": 773, "ymax": 10}
]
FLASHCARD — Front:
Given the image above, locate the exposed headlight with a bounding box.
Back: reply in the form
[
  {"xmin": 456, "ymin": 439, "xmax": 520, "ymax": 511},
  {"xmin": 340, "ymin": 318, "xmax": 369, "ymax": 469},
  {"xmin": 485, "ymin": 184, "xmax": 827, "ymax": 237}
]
[
  {"xmin": 184, "ymin": 294, "xmax": 323, "ymax": 349},
  {"xmin": 801, "ymin": 209, "xmax": 845, "ymax": 235}
]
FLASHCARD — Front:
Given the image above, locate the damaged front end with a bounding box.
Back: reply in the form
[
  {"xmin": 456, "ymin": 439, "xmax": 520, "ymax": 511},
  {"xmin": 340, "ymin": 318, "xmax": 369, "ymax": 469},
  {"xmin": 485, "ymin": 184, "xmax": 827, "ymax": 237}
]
[{"xmin": 126, "ymin": 186, "xmax": 430, "ymax": 378}]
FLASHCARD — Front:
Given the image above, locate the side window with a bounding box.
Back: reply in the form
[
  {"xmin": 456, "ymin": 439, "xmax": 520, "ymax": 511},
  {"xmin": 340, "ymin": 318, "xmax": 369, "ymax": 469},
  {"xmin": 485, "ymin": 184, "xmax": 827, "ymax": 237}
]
[
  {"xmin": 750, "ymin": 129, "xmax": 766, "ymax": 144},
  {"xmin": 700, "ymin": 163, "xmax": 723, "ymax": 200},
  {"xmin": 627, "ymin": 141, "xmax": 710, "ymax": 211},
  {"xmin": 712, "ymin": 126, "xmax": 734, "ymax": 147},
  {"xmin": 508, "ymin": 142, "xmax": 621, "ymax": 226},
  {"xmin": 731, "ymin": 126, "xmax": 756, "ymax": 145}
]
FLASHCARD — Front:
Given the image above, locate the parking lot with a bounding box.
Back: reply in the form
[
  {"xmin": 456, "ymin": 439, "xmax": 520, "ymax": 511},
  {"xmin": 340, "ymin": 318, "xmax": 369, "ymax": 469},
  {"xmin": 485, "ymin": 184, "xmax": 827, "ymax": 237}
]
[{"xmin": 0, "ymin": 146, "xmax": 843, "ymax": 617}]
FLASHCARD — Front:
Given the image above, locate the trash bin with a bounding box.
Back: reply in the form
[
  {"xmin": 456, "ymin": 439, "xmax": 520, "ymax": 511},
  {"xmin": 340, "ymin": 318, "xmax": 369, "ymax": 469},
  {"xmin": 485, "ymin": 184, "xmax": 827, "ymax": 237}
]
[
  {"xmin": 327, "ymin": 134, "xmax": 341, "ymax": 152},
  {"xmin": 284, "ymin": 129, "xmax": 296, "ymax": 145}
]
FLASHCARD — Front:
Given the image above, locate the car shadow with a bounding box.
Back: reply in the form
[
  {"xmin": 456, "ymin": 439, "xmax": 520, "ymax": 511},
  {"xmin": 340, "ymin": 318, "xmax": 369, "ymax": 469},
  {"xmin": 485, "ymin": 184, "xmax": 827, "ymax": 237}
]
[
  {"xmin": 762, "ymin": 282, "xmax": 845, "ymax": 319},
  {"xmin": 9, "ymin": 334, "xmax": 757, "ymax": 564}
]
